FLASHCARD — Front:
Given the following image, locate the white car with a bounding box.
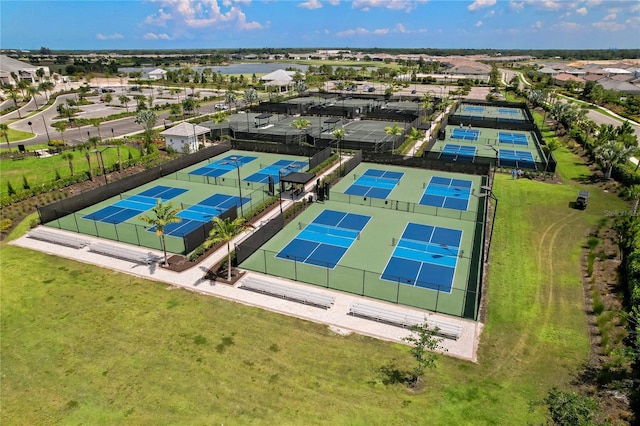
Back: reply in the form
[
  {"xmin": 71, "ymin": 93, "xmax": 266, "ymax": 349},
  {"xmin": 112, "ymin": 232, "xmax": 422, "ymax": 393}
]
[{"xmin": 214, "ymin": 103, "xmax": 229, "ymax": 110}]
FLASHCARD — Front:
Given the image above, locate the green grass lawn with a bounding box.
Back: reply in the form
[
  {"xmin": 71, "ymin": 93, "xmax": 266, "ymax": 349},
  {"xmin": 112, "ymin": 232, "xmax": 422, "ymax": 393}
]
[
  {"xmin": 0, "ymin": 148, "xmax": 628, "ymax": 424},
  {"xmin": 0, "ymin": 146, "xmax": 142, "ymax": 197},
  {"xmin": 1, "ymin": 127, "xmax": 34, "ymax": 146}
]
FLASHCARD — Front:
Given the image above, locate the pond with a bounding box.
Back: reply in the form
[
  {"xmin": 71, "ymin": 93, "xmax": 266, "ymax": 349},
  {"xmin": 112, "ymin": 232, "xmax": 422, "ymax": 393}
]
[{"xmin": 118, "ymin": 63, "xmax": 376, "ymax": 76}]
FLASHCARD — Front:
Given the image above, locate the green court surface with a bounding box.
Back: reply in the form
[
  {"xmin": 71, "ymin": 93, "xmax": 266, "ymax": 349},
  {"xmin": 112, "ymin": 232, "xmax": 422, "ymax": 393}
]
[
  {"xmin": 454, "ymin": 103, "xmax": 527, "ymax": 121},
  {"xmin": 240, "ymin": 163, "xmax": 485, "ymax": 319},
  {"xmin": 430, "ymin": 125, "xmax": 547, "ymax": 169},
  {"xmin": 44, "ymin": 150, "xmax": 309, "ymax": 255}
]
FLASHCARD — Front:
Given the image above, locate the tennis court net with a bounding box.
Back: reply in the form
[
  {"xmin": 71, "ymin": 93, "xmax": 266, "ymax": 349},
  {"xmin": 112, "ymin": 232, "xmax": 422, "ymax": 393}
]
[
  {"xmin": 298, "ymin": 222, "xmax": 360, "ymax": 240},
  {"xmin": 422, "ymin": 182, "xmax": 472, "ymax": 191},
  {"xmin": 353, "ymin": 174, "xmax": 400, "ymax": 185}
]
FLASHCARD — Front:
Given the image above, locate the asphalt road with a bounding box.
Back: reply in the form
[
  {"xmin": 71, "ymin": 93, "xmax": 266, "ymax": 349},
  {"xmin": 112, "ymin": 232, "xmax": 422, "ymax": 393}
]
[{"xmin": 2, "ymin": 86, "xmax": 237, "ymax": 148}]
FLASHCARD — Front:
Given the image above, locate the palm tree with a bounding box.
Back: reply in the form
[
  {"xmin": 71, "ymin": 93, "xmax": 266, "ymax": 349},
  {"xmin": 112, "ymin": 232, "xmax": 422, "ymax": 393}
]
[
  {"xmin": 113, "ymin": 138, "xmax": 124, "ymax": 172},
  {"xmin": 205, "ymin": 217, "xmax": 247, "ymax": 281},
  {"xmin": 6, "ymin": 87, "xmax": 21, "ymax": 118},
  {"xmin": 0, "ymin": 123, "xmax": 11, "ymax": 151},
  {"xmin": 38, "ymin": 81, "xmax": 54, "ymax": 101},
  {"xmin": 404, "ymin": 127, "xmax": 424, "ymax": 156},
  {"xmin": 291, "ymin": 118, "xmax": 311, "ymax": 131},
  {"xmin": 622, "ymin": 185, "xmax": 640, "ymax": 215},
  {"xmin": 594, "ymin": 140, "xmax": 635, "ymax": 179},
  {"xmin": 82, "ymin": 146, "xmax": 94, "ymax": 181},
  {"xmin": 244, "ymin": 88, "xmax": 258, "ymax": 109},
  {"xmin": 51, "ymin": 121, "xmax": 68, "ymax": 143},
  {"xmin": 384, "ymin": 123, "xmax": 404, "ymax": 154},
  {"xmin": 61, "ymin": 152, "xmax": 74, "ymax": 176},
  {"xmin": 543, "ymin": 139, "xmax": 560, "ymax": 174},
  {"xmin": 118, "ymin": 94, "xmax": 131, "ymax": 112},
  {"xmin": 331, "ymin": 127, "xmax": 345, "ymax": 175},
  {"xmin": 135, "ymin": 109, "xmax": 158, "ymax": 154},
  {"xmin": 212, "ymin": 111, "xmax": 229, "ymax": 125},
  {"xmin": 224, "ymin": 91, "xmax": 237, "ymax": 111},
  {"xmin": 90, "ymin": 119, "xmax": 103, "ymax": 142},
  {"xmin": 294, "ymin": 81, "xmax": 308, "ymax": 97},
  {"xmin": 138, "ymin": 199, "xmax": 182, "ymax": 267},
  {"xmin": 27, "ymin": 85, "xmax": 42, "ymax": 106}
]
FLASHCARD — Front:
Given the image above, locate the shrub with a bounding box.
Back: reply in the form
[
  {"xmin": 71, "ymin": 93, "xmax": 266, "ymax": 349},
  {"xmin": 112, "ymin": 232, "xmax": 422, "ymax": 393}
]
[
  {"xmin": 0, "ymin": 218, "xmax": 13, "ymax": 234},
  {"xmin": 7, "ymin": 181, "xmax": 16, "ymax": 196},
  {"xmin": 22, "ymin": 175, "xmax": 30, "ymax": 190}
]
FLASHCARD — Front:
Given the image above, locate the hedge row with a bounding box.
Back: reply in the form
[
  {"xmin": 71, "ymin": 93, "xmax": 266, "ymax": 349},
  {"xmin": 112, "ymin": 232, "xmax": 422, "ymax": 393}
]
[{"xmin": 0, "ymin": 154, "xmax": 159, "ymax": 208}]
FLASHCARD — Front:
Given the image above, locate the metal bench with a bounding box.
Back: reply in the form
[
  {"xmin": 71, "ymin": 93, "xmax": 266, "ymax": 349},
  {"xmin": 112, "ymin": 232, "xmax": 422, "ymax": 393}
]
[
  {"xmin": 239, "ymin": 276, "xmax": 335, "ymax": 309},
  {"xmin": 27, "ymin": 229, "xmax": 90, "ymax": 249},
  {"xmin": 348, "ymin": 303, "xmax": 463, "ymax": 340},
  {"xmin": 89, "ymin": 243, "xmax": 156, "ymax": 265}
]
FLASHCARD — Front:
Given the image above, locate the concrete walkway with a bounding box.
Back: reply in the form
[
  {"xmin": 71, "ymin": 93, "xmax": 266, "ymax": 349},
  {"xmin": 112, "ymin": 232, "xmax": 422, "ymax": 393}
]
[{"xmin": 10, "ymin": 160, "xmax": 483, "ymax": 362}]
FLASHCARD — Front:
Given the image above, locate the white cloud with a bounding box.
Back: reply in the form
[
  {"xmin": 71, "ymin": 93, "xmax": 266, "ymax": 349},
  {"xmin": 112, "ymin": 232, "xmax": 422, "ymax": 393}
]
[
  {"xmin": 396, "ymin": 23, "xmax": 408, "ymax": 33},
  {"xmin": 484, "ymin": 10, "xmax": 495, "ymax": 17},
  {"xmin": 586, "ymin": 0, "xmax": 602, "ymax": 6},
  {"xmin": 603, "ymin": 13, "xmax": 616, "ymax": 21},
  {"xmin": 631, "ymin": 4, "xmax": 640, "ymax": 13},
  {"xmin": 510, "ymin": 1, "xmax": 524, "ymax": 12},
  {"xmin": 532, "ymin": 20, "xmax": 543, "ymax": 29},
  {"xmin": 336, "ymin": 27, "xmax": 370, "ymax": 36},
  {"xmin": 626, "ymin": 16, "xmax": 640, "ymax": 25},
  {"xmin": 299, "ymin": 0, "xmax": 323, "ymax": 9},
  {"xmin": 468, "ymin": 0, "xmax": 496, "ymax": 11},
  {"xmin": 592, "ymin": 21, "xmax": 625, "ymax": 31},
  {"xmin": 373, "ymin": 28, "xmax": 389, "ymax": 34},
  {"xmin": 328, "ymin": 0, "xmax": 340, "ymax": 4},
  {"xmin": 552, "ymin": 21, "xmax": 581, "ymax": 31},
  {"xmin": 145, "ymin": 8, "xmax": 172, "ymax": 26},
  {"xmin": 143, "ymin": 32, "xmax": 172, "ymax": 40},
  {"xmin": 541, "ymin": 1, "xmax": 562, "ymax": 10},
  {"xmin": 475, "ymin": 20, "xmax": 483, "ymax": 27},
  {"xmin": 152, "ymin": 0, "xmax": 264, "ymax": 31},
  {"xmin": 352, "ymin": 0, "xmax": 428, "ymax": 12},
  {"xmin": 575, "ymin": 7, "xmax": 587, "ymax": 16},
  {"xmin": 96, "ymin": 33, "xmax": 124, "ymax": 40}
]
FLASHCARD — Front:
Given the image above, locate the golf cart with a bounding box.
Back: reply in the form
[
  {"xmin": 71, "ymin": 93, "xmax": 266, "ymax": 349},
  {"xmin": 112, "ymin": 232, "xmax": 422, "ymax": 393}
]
[{"xmin": 575, "ymin": 190, "xmax": 589, "ymax": 210}]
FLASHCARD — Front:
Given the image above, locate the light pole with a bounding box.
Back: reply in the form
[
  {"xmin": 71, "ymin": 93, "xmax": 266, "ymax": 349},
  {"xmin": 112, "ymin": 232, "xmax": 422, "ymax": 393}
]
[
  {"xmin": 41, "ymin": 116, "xmax": 51, "ymax": 143},
  {"xmin": 229, "ymin": 156, "xmax": 244, "ymax": 217},
  {"xmin": 474, "ymin": 185, "xmax": 498, "ymax": 263}
]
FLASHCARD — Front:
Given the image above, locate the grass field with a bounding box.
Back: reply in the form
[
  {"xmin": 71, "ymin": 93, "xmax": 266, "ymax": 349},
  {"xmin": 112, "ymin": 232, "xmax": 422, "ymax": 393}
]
[
  {"xmin": 0, "ymin": 146, "xmax": 143, "ymax": 197},
  {"xmin": 0, "ymin": 148, "xmax": 628, "ymax": 424}
]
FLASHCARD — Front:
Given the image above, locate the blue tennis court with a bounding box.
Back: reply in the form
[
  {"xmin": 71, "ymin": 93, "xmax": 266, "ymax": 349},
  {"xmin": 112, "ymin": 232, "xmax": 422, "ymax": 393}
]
[
  {"xmin": 498, "ymin": 132, "xmax": 528, "ymax": 146},
  {"xmin": 276, "ymin": 209, "xmax": 371, "ymax": 268},
  {"xmin": 245, "ymin": 159, "xmax": 308, "ymax": 184},
  {"xmin": 381, "ymin": 222, "xmax": 462, "ymax": 292},
  {"xmin": 498, "ymin": 108, "xmax": 519, "ymax": 115},
  {"xmin": 463, "ymin": 106, "xmax": 485, "ymax": 112},
  {"xmin": 420, "ymin": 176, "xmax": 472, "ymax": 211},
  {"xmin": 344, "ymin": 169, "xmax": 403, "ymax": 199},
  {"xmin": 499, "ymin": 149, "xmax": 536, "ymax": 168},
  {"xmin": 451, "ymin": 128, "xmax": 480, "ymax": 141},
  {"xmin": 189, "ymin": 155, "xmax": 257, "ymax": 177},
  {"xmin": 152, "ymin": 194, "xmax": 251, "ymax": 237},
  {"xmin": 440, "ymin": 144, "xmax": 476, "ymax": 162},
  {"xmin": 83, "ymin": 186, "xmax": 188, "ymax": 224}
]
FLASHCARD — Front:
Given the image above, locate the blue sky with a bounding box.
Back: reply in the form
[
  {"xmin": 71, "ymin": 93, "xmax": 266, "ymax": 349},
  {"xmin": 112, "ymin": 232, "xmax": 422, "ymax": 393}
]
[{"xmin": 2, "ymin": 0, "xmax": 639, "ymax": 50}]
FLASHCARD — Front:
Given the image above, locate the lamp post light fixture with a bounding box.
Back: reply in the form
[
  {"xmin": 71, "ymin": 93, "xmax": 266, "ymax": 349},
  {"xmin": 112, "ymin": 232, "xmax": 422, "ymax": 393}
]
[
  {"xmin": 229, "ymin": 156, "xmax": 244, "ymax": 217},
  {"xmin": 474, "ymin": 185, "xmax": 498, "ymax": 263}
]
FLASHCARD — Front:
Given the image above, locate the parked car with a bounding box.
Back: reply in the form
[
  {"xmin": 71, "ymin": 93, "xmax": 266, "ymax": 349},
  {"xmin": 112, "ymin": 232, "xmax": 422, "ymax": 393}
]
[
  {"xmin": 367, "ymin": 87, "xmax": 376, "ymax": 92},
  {"xmin": 214, "ymin": 103, "xmax": 229, "ymax": 110}
]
